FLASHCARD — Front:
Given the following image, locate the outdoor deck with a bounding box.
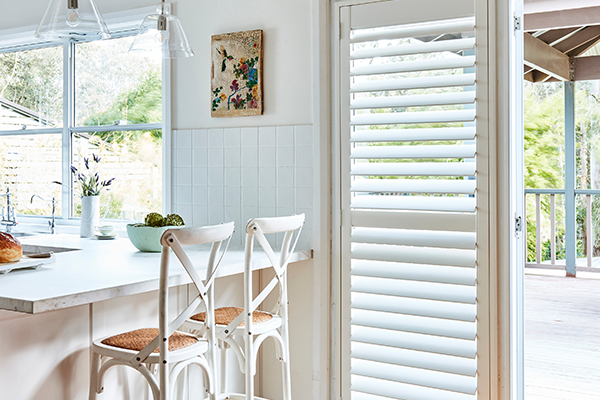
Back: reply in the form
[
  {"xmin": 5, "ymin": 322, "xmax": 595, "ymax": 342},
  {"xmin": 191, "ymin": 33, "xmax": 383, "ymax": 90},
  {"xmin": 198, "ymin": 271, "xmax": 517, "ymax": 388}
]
[{"xmin": 525, "ymin": 273, "xmax": 600, "ymax": 399}]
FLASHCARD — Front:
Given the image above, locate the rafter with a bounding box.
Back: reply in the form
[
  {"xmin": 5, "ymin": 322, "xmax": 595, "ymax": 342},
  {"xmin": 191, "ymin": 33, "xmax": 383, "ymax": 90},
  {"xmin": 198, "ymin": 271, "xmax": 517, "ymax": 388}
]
[
  {"xmin": 536, "ymin": 27, "xmax": 580, "ymax": 46},
  {"xmin": 525, "ymin": 6, "xmax": 600, "ymax": 31},
  {"xmin": 524, "ymin": 33, "xmax": 571, "ymax": 81},
  {"xmin": 553, "ymin": 26, "xmax": 600, "ymax": 54},
  {"xmin": 573, "ymin": 56, "xmax": 600, "ymax": 81}
]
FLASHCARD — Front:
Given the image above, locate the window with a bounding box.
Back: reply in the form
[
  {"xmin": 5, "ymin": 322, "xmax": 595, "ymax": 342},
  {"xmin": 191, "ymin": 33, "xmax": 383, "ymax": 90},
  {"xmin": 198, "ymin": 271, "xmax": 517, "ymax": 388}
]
[{"xmin": 0, "ymin": 28, "xmax": 163, "ymax": 221}]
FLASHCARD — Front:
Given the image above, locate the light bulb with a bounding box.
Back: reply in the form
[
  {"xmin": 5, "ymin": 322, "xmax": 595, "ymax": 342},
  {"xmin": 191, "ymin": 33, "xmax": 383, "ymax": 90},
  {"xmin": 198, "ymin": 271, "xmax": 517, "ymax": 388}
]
[{"xmin": 66, "ymin": 8, "xmax": 81, "ymax": 27}]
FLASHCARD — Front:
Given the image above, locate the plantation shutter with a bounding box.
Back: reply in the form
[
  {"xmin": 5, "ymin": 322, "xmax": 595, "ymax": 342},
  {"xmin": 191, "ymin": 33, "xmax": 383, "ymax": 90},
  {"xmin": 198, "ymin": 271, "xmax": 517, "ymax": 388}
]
[{"xmin": 338, "ymin": 1, "xmax": 483, "ymax": 399}]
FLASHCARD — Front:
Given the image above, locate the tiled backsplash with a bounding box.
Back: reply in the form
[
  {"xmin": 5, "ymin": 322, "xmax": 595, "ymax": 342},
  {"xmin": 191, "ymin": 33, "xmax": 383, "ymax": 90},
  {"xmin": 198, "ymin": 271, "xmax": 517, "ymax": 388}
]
[{"xmin": 172, "ymin": 125, "xmax": 313, "ymax": 248}]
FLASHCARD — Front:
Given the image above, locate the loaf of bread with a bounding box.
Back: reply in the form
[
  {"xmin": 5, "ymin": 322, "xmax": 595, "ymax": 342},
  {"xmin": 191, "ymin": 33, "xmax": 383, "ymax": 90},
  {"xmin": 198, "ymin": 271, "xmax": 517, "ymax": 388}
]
[{"xmin": 0, "ymin": 232, "xmax": 22, "ymax": 263}]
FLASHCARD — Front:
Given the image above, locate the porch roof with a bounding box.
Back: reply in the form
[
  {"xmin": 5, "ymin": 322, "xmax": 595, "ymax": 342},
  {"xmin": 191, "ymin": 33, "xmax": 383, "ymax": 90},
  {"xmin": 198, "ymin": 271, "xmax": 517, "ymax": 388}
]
[{"xmin": 524, "ymin": 0, "xmax": 600, "ymax": 82}]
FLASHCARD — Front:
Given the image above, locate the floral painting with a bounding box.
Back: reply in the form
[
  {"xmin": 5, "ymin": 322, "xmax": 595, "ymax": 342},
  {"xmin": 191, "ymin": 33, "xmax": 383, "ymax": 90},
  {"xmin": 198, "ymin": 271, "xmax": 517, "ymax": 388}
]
[{"xmin": 211, "ymin": 30, "xmax": 263, "ymax": 117}]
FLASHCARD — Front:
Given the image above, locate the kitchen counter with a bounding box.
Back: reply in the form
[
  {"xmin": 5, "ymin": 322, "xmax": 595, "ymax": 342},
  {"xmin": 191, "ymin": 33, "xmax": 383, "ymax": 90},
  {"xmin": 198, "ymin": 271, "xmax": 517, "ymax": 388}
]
[{"xmin": 0, "ymin": 234, "xmax": 312, "ymax": 314}]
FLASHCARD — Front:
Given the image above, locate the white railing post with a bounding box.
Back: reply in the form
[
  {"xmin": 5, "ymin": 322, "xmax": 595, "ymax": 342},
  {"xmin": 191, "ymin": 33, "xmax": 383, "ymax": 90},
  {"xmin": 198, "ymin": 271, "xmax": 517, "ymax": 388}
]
[
  {"xmin": 551, "ymin": 194, "xmax": 556, "ymax": 265},
  {"xmin": 536, "ymin": 194, "xmax": 541, "ymax": 265},
  {"xmin": 587, "ymin": 195, "xmax": 593, "ymax": 268}
]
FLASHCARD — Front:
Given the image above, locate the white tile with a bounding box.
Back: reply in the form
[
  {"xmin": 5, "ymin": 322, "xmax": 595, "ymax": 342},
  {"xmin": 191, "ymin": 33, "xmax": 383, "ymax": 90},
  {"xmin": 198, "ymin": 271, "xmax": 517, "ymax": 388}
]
[
  {"xmin": 224, "ymin": 128, "xmax": 241, "ymax": 147},
  {"xmin": 172, "ymin": 169, "xmax": 177, "ymax": 185},
  {"xmin": 224, "ymin": 206, "xmax": 241, "ymax": 224},
  {"xmin": 278, "ymin": 187, "xmax": 295, "ymax": 208},
  {"xmin": 177, "ymin": 204, "xmax": 193, "ymax": 225},
  {"xmin": 177, "ymin": 186, "xmax": 192, "ymax": 204},
  {"xmin": 295, "ymin": 125, "xmax": 313, "ymax": 146},
  {"xmin": 277, "ymin": 207, "xmax": 295, "ymax": 217},
  {"xmin": 172, "ymin": 130, "xmax": 178, "ymax": 149},
  {"xmin": 296, "ymin": 187, "xmax": 313, "ymax": 208},
  {"xmin": 225, "ymin": 167, "xmax": 241, "ymax": 187},
  {"xmin": 176, "ymin": 148, "xmax": 192, "ymax": 167},
  {"xmin": 258, "ymin": 146, "xmax": 276, "ymax": 167},
  {"xmin": 193, "ymin": 148, "xmax": 208, "ymax": 167},
  {"xmin": 209, "ymin": 186, "xmax": 224, "ymax": 205},
  {"xmin": 193, "ymin": 167, "xmax": 208, "ymax": 186},
  {"xmin": 225, "ymin": 186, "xmax": 241, "ymax": 206},
  {"xmin": 242, "ymin": 186, "xmax": 258, "ymax": 207},
  {"xmin": 295, "ymin": 145, "xmax": 313, "ymax": 167},
  {"xmin": 242, "ymin": 147, "xmax": 258, "ymax": 167},
  {"xmin": 241, "ymin": 127, "xmax": 258, "ymax": 146},
  {"xmin": 193, "ymin": 206, "xmax": 208, "ymax": 227},
  {"xmin": 209, "ymin": 206, "xmax": 224, "ymax": 225},
  {"xmin": 208, "ymin": 147, "xmax": 224, "ymax": 167},
  {"xmin": 176, "ymin": 130, "xmax": 192, "ymax": 148},
  {"xmin": 193, "ymin": 186, "xmax": 208, "ymax": 205},
  {"xmin": 277, "ymin": 126, "xmax": 294, "ymax": 146},
  {"xmin": 225, "ymin": 147, "xmax": 241, "ymax": 167},
  {"xmin": 242, "ymin": 167, "xmax": 258, "ymax": 187},
  {"xmin": 175, "ymin": 167, "xmax": 192, "ymax": 186},
  {"xmin": 277, "ymin": 146, "xmax": 294, "ymax": 168},
  {"xmin": 192, "ymin": 129, "xmax": 208, "ymax": 148},
  {"xmin": 278, "ymin": 167, "xmax": 294, "ymax": 188},
  {"xmin": 258, "ymin": 126, "xmax": 276, "ymax": 146},
  {"xmin": 258, "ymin": 207, "xmax": 277, "ymax": 218},
  {"xmin": 208, "ymin": 128, "xmax": 224, "ymax": 147},
  {"xmin": 259, "ymin": 187, "xmax": 277, "ymax": 208},
  {"xmin": 208, "ymin": 167, "xmax": 224, "ymax": 186},
  {"xmin": 243, "ymin": 206, "xmax": 259, "ymax": 225},
  {"xmin": 259, "ymin": 167, "xmax": 276, "ymax": 187},
  {"xmin": 172, "ymin": 186, "xmax": 178, "ymax": 205},
  {"xmin": 295, "ymin": 167, "xmax": 313, "ymax": 188}
]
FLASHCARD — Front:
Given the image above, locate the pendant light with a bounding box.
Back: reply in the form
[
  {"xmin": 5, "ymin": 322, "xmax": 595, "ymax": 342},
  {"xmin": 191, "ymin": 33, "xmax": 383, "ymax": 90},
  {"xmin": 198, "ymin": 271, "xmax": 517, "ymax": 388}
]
[
  {"xmin": 129, "ymin": 1, "xmax": 194, "ymax": 58},
  {"xmin": 35, "ymin": 0, "xmax": 110, "ymax": 40}
]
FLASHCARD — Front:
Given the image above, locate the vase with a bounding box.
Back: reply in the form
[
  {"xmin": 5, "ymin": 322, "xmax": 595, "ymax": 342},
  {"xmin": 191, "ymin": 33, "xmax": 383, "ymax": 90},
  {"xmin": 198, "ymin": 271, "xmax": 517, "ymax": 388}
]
[{"xmin": 80, "ymin": 195, "xmax": 100, "ymax": 238}]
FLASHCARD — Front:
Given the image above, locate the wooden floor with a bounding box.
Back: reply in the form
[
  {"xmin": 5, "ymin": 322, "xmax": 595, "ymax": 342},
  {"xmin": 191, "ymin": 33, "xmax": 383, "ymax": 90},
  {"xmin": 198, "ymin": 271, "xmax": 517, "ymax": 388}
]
[{"xmin": 525, "ymin": 274, "xmax": 600, "ymax": 399}]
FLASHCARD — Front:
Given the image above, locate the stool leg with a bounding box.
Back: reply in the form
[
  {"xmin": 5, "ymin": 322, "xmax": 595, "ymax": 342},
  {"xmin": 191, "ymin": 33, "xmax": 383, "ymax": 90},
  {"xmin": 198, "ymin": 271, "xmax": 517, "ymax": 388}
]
[
  {"xmin": 89, "ymin": 352, "xmax": 101, "ymax": 400},
  {"xmin": 220, "ymin": 341, "xmax": 228, "ymax": 395},
  {"xmin": 245, "ymin": 336, "xmax": 254, "ymax": 400}
]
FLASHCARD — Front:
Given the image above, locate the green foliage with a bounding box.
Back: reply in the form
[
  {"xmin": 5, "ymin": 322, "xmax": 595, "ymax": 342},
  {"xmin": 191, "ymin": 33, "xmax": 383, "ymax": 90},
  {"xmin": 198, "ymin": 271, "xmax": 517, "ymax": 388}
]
[
  {"xmin": 82, "ymin": 70, "xmax": 162, "ymax": 142},
  {"xmin": 145, "ymin": 212, "xmax": 166, "ymax": 227}
]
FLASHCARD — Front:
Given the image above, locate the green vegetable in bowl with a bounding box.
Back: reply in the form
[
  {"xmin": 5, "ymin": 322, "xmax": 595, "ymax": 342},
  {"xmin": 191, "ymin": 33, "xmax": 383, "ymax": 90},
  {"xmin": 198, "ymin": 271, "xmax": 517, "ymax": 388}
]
[
  {"xmin": 145, "ymin": 212, "xmax": 166, "ymax": 227},
  {"xmin": 165, "ymin": 214, "xmax": 185, "ymax": 226}
]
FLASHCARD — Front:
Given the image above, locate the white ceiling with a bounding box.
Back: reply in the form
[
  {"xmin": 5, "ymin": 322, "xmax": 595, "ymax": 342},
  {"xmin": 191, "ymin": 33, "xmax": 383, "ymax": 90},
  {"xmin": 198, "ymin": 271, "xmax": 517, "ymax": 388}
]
[{"xmin": 524, "ymin": 0, "xmax": 600, "ymax": 14}]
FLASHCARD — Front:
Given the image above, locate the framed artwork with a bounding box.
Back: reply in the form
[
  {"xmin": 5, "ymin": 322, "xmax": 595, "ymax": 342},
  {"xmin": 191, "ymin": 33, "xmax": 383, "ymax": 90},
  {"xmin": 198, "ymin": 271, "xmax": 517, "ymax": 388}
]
[{"xmin": 211, "ymin": 29, "xmax": 263, "ymax": 117}]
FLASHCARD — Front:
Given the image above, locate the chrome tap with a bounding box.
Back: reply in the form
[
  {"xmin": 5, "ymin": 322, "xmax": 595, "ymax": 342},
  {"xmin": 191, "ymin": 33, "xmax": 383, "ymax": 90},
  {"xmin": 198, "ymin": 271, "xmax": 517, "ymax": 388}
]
[
  {"xmin": 0, "ymin": 188, "xmax": 17, "ymax": 233},
  {"xmin": 30, "ymin": 194, "xmax": 56, "ymax": 234}
]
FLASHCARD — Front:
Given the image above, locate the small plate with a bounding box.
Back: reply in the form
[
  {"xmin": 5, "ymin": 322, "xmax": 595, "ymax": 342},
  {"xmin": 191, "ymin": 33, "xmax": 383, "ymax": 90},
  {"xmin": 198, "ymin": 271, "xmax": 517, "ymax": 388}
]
[{"xmin": 94, "ymin": 233, "xmax": 116, "ymax": 240}]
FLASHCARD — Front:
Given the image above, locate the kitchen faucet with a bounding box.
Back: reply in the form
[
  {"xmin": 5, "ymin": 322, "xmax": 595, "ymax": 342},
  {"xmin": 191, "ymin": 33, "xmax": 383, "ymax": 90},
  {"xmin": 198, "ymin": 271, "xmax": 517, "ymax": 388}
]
[
  {"xmin": 31, "ymin": 194, "xmax": 56, "ymax": 234},
  {"xmin": 0, "ymin": 188, "xmax": 17, "ymax": 233}
]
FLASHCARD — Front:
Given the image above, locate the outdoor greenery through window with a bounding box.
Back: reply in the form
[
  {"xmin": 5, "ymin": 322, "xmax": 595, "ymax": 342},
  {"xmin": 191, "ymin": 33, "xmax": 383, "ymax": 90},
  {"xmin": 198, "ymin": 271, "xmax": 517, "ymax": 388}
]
[
  {"xmin": 0, "ymin": 34, "xmax": 162, "ymax": 221},
  {"xmin": 525, "ymin": 81, "xmax": 600, "ymax": 265}
]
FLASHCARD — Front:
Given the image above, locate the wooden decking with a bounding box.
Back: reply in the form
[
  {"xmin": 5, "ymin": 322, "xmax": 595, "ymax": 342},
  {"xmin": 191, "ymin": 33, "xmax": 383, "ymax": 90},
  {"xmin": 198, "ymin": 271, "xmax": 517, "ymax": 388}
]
[{"xmin": 525, "ymin": 273, "xmax": 600, "ymax": 399}]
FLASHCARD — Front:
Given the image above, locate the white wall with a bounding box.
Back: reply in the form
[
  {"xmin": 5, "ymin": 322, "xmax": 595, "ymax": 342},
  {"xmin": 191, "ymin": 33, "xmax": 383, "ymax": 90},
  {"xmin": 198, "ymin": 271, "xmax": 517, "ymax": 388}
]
[{"xmin": 171, "ymin": 0, "xmax": 313, "ymax": 129}]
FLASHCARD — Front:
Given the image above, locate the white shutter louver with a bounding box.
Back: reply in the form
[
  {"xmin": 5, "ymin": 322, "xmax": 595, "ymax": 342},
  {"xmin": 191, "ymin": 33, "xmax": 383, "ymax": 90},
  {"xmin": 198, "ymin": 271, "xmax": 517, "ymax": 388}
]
[{"xmin": 340, "ymin": 13, "xmax": 479, "ymax": 400}]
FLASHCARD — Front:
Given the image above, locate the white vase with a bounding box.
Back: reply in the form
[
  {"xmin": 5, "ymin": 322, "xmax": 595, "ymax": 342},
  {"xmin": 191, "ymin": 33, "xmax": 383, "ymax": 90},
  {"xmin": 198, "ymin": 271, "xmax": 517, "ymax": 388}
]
[{"xmin": 80, "ymin": 196, "xmax": 100, "ymax": 238}]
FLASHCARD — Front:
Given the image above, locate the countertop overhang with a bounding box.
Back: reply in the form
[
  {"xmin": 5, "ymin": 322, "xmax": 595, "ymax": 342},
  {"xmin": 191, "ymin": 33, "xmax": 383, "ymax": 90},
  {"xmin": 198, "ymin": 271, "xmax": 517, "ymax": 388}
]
[{"xmin": 0, "ymin": 234, "xmax": 312, "ymax": 314}]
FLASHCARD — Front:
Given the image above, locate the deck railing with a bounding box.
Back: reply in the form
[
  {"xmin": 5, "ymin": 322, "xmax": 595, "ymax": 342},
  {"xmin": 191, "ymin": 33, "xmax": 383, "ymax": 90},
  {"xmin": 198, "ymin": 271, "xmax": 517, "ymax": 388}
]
[{"xmin": 525, "ymin": 188, "xmax": 600, "ymax": 274}]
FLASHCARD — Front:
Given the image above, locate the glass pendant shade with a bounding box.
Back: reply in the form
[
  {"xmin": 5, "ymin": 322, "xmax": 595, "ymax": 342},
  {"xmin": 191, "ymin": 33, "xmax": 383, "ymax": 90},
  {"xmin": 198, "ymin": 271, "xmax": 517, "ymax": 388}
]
[
  {"xmin": 35, "ymin": 0, "xmax": 110, "ymax": 40},
  {"xmin": 129, "ymin": 2, "xmax": 194, "ymax": 58}
]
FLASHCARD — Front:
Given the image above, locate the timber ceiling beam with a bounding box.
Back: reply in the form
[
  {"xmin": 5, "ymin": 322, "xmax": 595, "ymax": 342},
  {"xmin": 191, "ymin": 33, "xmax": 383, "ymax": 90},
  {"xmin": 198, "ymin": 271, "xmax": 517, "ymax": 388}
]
[
  {"xmin": 553, "ymin": 26, "xmax": 600, "ymax": 54},
  {"xmin": 573, "ymin": 56, "xmax": 600, "ymax": 81},
  {"xmin": 524, "ymin": 33, "xmax": 571, "ymax": 81},
  {"xmin": 525, "ymin": 6, "xmax": 600, "ymax": 31}
]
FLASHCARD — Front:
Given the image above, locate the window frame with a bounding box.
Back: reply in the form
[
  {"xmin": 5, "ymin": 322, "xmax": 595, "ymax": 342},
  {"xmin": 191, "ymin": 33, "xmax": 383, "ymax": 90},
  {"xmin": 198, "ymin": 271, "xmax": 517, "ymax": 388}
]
[{"xmin": 0, "ymin": 6, "xmax": 171, "ymax": 224}]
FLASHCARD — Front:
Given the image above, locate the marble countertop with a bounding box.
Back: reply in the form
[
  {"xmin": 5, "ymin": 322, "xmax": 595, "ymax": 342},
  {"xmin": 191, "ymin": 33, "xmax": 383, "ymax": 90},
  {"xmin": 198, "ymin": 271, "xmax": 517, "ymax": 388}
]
[{"xmin": 0, "ymin": 234, "xmax": 312, "ymax": 314}]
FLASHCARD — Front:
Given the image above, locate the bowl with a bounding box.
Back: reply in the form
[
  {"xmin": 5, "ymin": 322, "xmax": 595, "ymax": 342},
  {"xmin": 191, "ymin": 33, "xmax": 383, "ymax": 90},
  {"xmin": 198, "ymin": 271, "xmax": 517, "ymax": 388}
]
[{"xmin": 126, "ymin": 224, "xmax": 183, "ymax": 252}]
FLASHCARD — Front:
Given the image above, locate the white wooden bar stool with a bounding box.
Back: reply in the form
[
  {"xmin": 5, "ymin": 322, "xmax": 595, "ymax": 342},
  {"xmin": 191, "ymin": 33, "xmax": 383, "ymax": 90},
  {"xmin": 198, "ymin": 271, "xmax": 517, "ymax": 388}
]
[
  {"xmin": 89, "ymin": 222, "xmax": 235, "ymax": 400},
  {"xmin": 183, "ymin": 214, "xmax": 305, "ymax": 400}
]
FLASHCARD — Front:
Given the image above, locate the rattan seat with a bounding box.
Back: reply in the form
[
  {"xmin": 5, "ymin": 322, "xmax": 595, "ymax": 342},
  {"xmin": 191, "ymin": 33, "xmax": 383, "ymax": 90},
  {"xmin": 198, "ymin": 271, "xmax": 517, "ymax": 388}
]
[
  {"xmin": 101, "ymin": 328, "xmax": 198, "ymax": 353},
  {"xmin": 191, "ymin": 307, "xmax": 273, "ymax": 327}
]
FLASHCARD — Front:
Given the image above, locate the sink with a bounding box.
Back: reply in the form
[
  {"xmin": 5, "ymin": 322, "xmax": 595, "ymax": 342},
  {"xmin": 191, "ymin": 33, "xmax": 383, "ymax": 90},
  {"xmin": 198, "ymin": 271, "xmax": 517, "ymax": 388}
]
[
  {"xmin": 22, "ymin": 244, "xmax": 79, "ymax": 255},
  {"xmin": 10, "ymin": 232, "xmax": 50, "ymax": 238}
]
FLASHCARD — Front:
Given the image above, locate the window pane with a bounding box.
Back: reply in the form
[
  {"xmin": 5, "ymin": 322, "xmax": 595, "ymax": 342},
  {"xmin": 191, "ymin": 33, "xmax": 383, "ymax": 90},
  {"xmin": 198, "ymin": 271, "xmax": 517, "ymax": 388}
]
[
  {"xmin": 75, "ymin": 37, "xmax": 162, "ymax": 127},
  {"xmin": 0, "ymin": 134, "xmax": 62, "ymax": 217},
  {"xmin": 72, "ymin": 129, "xmax": 162, "ymax": 220},
  {"xmin": 0, "ymin": 46, "xmax": 63, "ymax": 130}
]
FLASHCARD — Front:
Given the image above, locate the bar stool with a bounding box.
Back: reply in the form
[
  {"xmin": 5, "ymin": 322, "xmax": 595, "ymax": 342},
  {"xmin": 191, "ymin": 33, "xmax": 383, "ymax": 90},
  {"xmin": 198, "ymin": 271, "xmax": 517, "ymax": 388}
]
[
  {"xmin": 89, "ymin": 222, "xmax": 235, "ymax": 400},
  {"xmin": 183, "ymin": 214, "xmax": 305, "ymax": 400}
]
